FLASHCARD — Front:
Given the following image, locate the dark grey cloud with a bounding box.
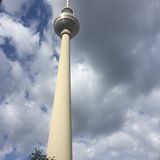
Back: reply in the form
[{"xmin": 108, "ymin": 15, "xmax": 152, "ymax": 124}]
[
  {"xmin": 71, "ymin": 75, "xmax": 130, "ymax": 137},
  {"xmin": 72, "ymin": 0, "xmax": 160, "ymax": 93},
  {"xmin": 70, "ymin": 0, "xmax": 160, "ymax": 148}
]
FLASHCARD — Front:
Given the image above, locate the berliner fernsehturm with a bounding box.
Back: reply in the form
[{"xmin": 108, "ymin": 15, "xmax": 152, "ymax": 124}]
[{"xmin": 47, "ymin": 0, "xmax": 79, "ymax": 160}]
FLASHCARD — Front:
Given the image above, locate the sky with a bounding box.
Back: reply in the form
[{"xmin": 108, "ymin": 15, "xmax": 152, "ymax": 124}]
[{"xmin": 0, "ymin": 0, "xmax": 160, "ymax": 160}]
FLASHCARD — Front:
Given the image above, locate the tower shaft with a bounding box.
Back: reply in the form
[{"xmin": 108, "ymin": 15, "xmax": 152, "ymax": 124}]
[
  {"xmin": 47, "ymin": 29, "xmax": 72, "ymax": 160},
  {"xmin": 47, "ymin": 3, "xmax": 79, "ymax": 160}
]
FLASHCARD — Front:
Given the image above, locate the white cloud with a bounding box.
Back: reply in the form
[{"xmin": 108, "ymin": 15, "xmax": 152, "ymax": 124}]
[
  {"xmin": 0, "ymin": 49, "xmax": 13, "ymax": 96},
  {"xmin": 0, "ymin": 143, "xmax": 13, "ymax": 160},
  {"xmin": 71, "ymin": 60, "xmax": 160, "ymax": 160},
  {"xmin": 0, "ymin": 10, "xmax": 58, "ymax": 159},
  {"xmin": 73, "ymin": 109, "xmax": 160, "ymax": 160},
  {"xmin": 47, "ymin": 0, "xmax": 64, "ymax": 18},
  {"xmin": 2, "ymin": 0, "xmax": 30, "ymax": 14},
  {"xmin": 0, "ymin": 13, "xmax": 39, "ymax": 57}
]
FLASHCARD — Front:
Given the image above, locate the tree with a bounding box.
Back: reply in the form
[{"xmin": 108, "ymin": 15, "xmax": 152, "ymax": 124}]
[{"xmin": 29, "ymin": 148, "xmax": 55, "ymax": 160}]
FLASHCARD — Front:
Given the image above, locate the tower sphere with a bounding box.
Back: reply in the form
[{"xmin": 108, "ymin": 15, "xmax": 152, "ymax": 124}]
[{"xmin": 54, "ymin": 7, "xmax": 80, "ymax": 38}]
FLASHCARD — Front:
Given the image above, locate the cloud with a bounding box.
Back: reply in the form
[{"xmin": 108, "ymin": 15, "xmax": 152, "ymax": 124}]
[
  {"xmin": 73, "ymin": 0, "xmax": 160, "ymax": 94},
  {"xmin": 2, "ymin": 0, "xmax": 30, "ymax": 14},
  {"xmin": 0, "ymin": 143, "xmax": 13, "ymax": 160},
  {"xmin": 0, "ymin": 49, "xmax": 12, "ymax": 95},
  {"xmin": 73, "ymin": 108, "xmax": 160, "ymax": 160},
  {"xmin": 72, "ymin": 62, "xmax": 128, "ymax": 137},
  {"xmin": 0, "ymin": 7, "xmax": 58, "ymax": 159},
  {"xmin": 47, "ymin": 0, "xmax": 63, "ymax": 18},
  {"xmin": 1, "ymin": 0, "xmax": 160, "ymax": 160},
  {"xmin": 70, "ymin": 0, "xmax": 160, "ymax": 159},
  {"xmin": 0, "ymin": 14, "xmax": 39, "ymax": 57}
]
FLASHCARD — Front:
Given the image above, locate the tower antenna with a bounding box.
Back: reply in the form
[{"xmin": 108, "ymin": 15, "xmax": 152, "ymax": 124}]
[{"xmin": 66, "ymin": 0, "xmax": 69, "ymax": 7}]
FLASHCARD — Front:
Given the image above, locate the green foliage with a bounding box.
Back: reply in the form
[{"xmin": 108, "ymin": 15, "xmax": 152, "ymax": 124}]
[{"xmin": 29, "ymin": 148, "xmax": 55, "ymax": 160}]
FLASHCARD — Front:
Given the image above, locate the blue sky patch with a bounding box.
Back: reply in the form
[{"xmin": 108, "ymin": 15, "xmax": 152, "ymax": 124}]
[
  {"xmin": 21, "ymin": 0, "xmax": 52, "ymax": 39},
  {"xmin": 0, "ymin": 38, "xmax": 17, "ymax": 61}
]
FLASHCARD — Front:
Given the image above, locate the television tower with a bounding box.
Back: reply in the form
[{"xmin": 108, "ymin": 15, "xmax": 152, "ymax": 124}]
[{"xmin": 47, "ymin": 1, "xmax": 79, "ymax": 160}]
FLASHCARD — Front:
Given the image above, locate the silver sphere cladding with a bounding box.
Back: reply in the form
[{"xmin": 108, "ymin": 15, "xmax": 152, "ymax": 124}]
[{"xmin": 54, "ymin": 7, "xmax": 80, "ymax": 38}]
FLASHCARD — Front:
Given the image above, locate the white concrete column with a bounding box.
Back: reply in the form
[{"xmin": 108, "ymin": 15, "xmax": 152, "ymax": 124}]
[{"xmin": 47, "ymin": 29, "xmax": 72, "ymax": 160}]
